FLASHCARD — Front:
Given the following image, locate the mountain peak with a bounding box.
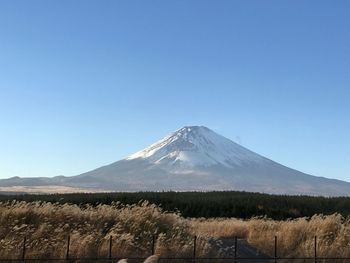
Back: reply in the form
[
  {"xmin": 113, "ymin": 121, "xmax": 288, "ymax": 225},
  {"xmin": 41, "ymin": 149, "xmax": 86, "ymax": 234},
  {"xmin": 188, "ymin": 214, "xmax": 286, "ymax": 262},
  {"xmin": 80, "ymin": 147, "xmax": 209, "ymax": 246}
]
[
  {"xmin": 3, "ymin": 125, "xmax": 350, "ymax": 196},
  {"xmin": 172, "ymin": 125, "xmax": 210, "ymax": 135},
  {"xmin": 126, "ymin": 126, "xmax": 264, "ymax": 168},
  {"xmin": 170, "ymin": 125, "xmax": 212, "ymax": 140},
  {"xmin": 178, "ymin": 125, "xmax": 209, "ymax": 131}
]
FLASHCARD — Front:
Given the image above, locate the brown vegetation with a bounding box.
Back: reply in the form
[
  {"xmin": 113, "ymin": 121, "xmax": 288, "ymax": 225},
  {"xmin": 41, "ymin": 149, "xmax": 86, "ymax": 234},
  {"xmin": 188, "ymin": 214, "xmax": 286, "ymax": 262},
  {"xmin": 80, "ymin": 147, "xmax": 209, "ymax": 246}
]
[
  {"xmin": 0, "ymin": 201, "xmax": 350, "ymax": 261},
  {"xmin": 191, "ymin": 213, "xmax": 350, "ymax": 258},
  {"xmin": 0, "ymin": 201, "xmax": 212, "ymax": 260}
]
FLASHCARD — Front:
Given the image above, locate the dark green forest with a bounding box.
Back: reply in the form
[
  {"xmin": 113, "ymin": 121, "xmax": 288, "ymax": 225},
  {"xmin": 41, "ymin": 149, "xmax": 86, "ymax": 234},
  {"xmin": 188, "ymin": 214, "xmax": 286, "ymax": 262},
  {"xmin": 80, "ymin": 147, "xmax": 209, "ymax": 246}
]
[{"xmin": 1, "ymin": 191, "xmax": 350, "ymax": 220}]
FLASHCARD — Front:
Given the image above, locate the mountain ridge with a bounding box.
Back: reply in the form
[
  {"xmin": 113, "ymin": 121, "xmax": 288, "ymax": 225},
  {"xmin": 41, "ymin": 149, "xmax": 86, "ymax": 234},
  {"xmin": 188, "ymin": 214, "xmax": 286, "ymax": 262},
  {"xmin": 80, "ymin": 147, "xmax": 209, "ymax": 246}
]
[{"xmin": 1, "ymin": 125, "xmax": 350, "ymax": 196}]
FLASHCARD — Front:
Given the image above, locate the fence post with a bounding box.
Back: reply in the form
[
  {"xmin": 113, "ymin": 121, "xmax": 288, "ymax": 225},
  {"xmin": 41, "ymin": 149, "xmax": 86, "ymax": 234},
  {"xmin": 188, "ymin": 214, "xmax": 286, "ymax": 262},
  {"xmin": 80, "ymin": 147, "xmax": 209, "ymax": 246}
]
[
  {"xmin": 234, "ymin": 236, "xmax": 237, "ymax": 263},
  {"xmin": 152, "ymin": 235, "xmax": 156, "ymax": 255},
  {"xmin": 66, "ymin": 235, "xmax": 70, "ymax": 261},
  {"xmin": 314, "ymin": 236, "xmax": 317, "ymax": 263},
  {"xmin": 274, "ymin": 236, "xmax": 277, "ymax": 263},
  {"xmin": 21, "ymin": 236, "xmax": 26, "ymax": 262},
  {"xmin": 109, "ymin": 235, "xmax": 112, "ymax": 259},
  {"xmin": 193, "ymin": 235, "xmax": 197, "ymax": 263}
]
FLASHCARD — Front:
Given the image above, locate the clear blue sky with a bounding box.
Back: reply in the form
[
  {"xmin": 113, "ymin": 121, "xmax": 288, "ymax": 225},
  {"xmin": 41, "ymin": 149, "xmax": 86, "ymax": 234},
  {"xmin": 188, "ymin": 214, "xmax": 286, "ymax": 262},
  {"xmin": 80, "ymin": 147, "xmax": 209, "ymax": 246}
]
[{"xmin": 1, "ymin": 0, "xmax": 350, "ymax": 181}]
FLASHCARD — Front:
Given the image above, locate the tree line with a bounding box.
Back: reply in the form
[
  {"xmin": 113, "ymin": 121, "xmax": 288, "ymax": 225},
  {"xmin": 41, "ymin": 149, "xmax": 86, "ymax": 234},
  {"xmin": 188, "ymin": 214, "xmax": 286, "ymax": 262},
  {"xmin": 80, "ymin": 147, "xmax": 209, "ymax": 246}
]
[{"xmin": 1, "ymin": 191, "xmax": 350, "ymax": 220}]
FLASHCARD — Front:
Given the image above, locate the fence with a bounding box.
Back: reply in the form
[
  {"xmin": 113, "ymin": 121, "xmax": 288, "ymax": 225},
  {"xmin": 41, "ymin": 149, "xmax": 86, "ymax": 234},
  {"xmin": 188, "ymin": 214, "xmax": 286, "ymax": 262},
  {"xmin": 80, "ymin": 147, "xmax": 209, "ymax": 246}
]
[{"xmin": 2, "ymin": 235, "xmax": 350, "ymax": 262}]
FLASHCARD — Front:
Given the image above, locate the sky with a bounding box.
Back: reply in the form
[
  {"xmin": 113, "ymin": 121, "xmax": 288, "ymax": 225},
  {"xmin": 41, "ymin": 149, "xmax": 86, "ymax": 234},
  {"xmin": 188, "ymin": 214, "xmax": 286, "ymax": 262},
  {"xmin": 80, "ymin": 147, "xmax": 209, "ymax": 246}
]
[{"xmin": 0, "ymin": 0, "xmax": 350, "ymax": 181}]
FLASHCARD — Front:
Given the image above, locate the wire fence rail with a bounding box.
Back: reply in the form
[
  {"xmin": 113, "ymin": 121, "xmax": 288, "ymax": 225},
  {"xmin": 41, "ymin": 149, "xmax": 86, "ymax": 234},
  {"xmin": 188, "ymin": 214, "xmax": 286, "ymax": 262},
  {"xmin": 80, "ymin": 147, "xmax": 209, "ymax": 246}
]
[
  {"xmin": 3, "ymin": 257, "xmax": 350, "ymax": 263},
  {"xmin": 2, "ymin": 235, "xmax": 350, "ymax": 262}
]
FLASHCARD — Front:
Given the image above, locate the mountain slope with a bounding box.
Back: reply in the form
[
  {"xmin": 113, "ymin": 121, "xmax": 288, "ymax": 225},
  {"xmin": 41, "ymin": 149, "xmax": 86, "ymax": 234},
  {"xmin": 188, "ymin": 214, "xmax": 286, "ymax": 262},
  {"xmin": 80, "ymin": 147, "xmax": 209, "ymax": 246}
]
[{"xmin": 1, "ymin": 126, "xmax": 350, "ymax": 196}]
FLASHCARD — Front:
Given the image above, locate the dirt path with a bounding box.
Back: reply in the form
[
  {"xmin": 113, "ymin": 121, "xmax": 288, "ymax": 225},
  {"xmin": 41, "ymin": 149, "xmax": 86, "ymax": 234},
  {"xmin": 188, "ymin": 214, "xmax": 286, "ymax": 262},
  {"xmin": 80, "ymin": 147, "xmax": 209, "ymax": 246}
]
[{"xmin": 210, "ymin": 237, "xmax": 273, "ymax": 262}]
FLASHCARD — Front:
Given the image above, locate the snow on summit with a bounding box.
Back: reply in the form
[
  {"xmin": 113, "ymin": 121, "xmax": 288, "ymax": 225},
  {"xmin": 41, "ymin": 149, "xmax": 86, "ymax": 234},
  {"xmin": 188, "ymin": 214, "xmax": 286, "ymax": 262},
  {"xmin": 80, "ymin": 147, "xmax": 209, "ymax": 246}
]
[{"xmin": 127, "ymin": 126, "xmax": 265, "ymax": 167}]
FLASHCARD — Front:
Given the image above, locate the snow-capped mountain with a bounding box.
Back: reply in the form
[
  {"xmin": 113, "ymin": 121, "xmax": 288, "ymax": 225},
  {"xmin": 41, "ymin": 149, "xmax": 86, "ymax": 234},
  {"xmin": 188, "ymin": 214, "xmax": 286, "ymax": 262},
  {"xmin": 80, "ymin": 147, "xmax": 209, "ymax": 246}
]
[
  {"xmin": 1, "ymin": 125, "xmax": 350, "ymax": 196},
  {"xmin": 126, "ymin": 126, "xmax": 265, "ymax": 169}
]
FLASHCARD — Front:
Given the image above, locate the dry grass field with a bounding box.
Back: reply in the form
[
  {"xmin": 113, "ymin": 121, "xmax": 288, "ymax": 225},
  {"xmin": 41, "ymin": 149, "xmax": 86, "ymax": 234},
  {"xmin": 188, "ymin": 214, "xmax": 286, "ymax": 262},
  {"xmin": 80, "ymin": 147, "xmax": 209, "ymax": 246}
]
[
  {"xmin": 191, "ymin": 213, "xmax": 350, "ymax": 259},
  {"xmin": 0, "ymin": 201, "xmax": 349, "ymax": 261},
  {"xmin": 0, "ymin": 201, "xmax": 213, "ymax": 259}
]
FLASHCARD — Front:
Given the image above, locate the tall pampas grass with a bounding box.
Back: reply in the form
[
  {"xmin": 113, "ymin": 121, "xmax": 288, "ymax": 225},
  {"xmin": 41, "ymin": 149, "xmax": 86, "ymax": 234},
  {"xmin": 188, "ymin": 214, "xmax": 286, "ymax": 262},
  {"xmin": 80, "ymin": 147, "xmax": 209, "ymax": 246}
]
[
  {"xmin": 0, "ymin": 201, "xmax": 214, "ymax": 259},
  {"xmin": 1, "ymin": 201, "xmax": 350, "ymax": 260},
  {"xmin": 191, "ymin": 213, "xmax": 350, "ymax": 259}
]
